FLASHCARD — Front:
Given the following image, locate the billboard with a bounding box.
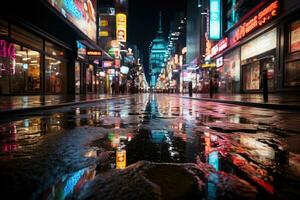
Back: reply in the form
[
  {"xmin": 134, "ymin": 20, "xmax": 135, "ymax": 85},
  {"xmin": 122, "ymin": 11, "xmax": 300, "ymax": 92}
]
[
  {"xmin": 116, "ymin": 13, "xmax": 127, "ymax": 42},
  {"xmin": 209, "ymin": 0, "xmax": 221, "ymax": 40},
  {"xmin": 99, "ymin": 13, "xmax": 116, "ymax": 38},
  {"xmin": 47, "ymin": 0, "xmax": 97, "ymax": 41}
]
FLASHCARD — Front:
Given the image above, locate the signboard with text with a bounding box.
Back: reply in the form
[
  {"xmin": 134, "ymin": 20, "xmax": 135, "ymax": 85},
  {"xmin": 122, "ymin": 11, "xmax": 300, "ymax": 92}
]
[
  {"xmin": 116, "ymin": 13, "xmax": 127, "ymax": 42},
  {"xmin": 87, "ymin": 50, "xmax": 102, "ymax": 57},
  {"xmin": 209, "ymin": 0, "xmax": 221, "ymax": 40},
  {"xmin": 76, "ymin": 41, "xmax": 86, "ymax": 59},
  {"xmin": 211, "ymin": 37, "xmax": 228, "ymax": 57},
  {"xmin": 232, "ymin": 0, "xmax": 279, "ymax": 43},
  {"xmin": 47, "ymin": 0, "xmax": 97, "ymax": 41}
]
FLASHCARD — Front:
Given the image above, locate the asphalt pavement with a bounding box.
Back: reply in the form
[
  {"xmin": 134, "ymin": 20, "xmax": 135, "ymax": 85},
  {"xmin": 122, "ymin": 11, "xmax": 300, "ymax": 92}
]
[{"xmin": 0, "ymin": 94, "xmax": 299, "ymax": 199}]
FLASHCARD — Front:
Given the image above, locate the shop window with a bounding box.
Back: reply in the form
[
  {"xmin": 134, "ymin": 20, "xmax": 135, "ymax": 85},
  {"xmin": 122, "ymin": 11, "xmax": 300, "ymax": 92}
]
[
  {"xmin": 0, "ymin": 55, "xmax": 9, "ymax": 94},
  {"xmin": 45, "ymin": 56, "xmax": 66, "ymax": 94},
  {"xmin": 11, "ymin": 44, "xmax": 41, "ymax": 93},
  {"xmin": 45, "ymin": 41, "xmax": 65, "ymax": 58},
  {"xmin": 11, "ymin": 25, "xmax": 43, "ymax": 50},
  {"xmin": 223, "ymin": 49, "xmax": 241, "ymax": 93},
  {"xmin": 75, "ymin": 62, "xmax": 80, "ymax": 94},
  {"xmin": 285, "ymin": 60, "xmax": 300, "ymax": 86},
  {"xmin": 86, "ymin": 64, "xmax": 94, "ymax": 93},
  {"xmin": 243, "ymin": 61, "xmax": 260, "ymax": 91},
  {"xmin": 261, "ymin": 57, "xmax": 275, "ymax": 90},
  {"xmin": 0, "ymin": 19, "xmax": 8, "ymax": 37},
  {"xmin": 289, "ymin": 20, "xmax": 300, "ymax": 53}
]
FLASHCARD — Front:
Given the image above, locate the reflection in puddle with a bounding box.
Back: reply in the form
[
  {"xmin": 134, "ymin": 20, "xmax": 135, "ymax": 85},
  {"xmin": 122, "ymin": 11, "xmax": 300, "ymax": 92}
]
[
  {"xmin": 0, "ymin": 94, "xmax": 299, "ymax": 199},
  {"xmin": 42, "ymin": 165, "xmax": 96, "ymax": 200}
]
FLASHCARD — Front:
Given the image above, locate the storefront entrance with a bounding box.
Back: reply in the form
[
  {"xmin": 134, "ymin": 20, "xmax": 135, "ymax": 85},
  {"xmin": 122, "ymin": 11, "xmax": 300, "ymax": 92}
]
[
  {"xmin": 241, "ymin": 28, "xmax": 277, "ymax": 93},
  {"xmin": 0, "ymin": 21, "xmax": 68, "ymax": 95},
  {"xmin": 242, "ymin": 55, "xmax": 275, "ymax": 92}
]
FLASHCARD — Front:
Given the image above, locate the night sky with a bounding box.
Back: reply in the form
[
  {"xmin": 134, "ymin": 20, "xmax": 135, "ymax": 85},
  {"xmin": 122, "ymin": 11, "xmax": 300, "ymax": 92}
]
[{"xmin": 127, "ymin": 0, "xmax": 186, "ymax": 79}]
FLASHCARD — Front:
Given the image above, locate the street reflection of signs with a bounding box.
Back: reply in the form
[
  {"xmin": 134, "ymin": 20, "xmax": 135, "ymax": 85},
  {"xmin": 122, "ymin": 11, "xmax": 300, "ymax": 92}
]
[{"xmin": 116, "ymin": 149, "xmax": 126, "ymax": 169}]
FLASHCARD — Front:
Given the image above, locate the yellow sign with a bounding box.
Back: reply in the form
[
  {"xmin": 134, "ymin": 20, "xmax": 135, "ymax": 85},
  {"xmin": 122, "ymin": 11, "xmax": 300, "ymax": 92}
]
[
  {"xmin": 116, "ymin": 13, "xmax": 127, "ymax": 42},
  {"xmin": 202, "ymin": 63, "xmax": 216, "ymax": 68},
  {"xmin": 100, "ymin": 20, "xmax": 108, "ymax": 27},
  {"xmin": 116, "ymin": 149, "xmax": 126, "ymax": 169},
  {"xmin": 100, "ymin": 31, "xmax": 109, "ymax": 37}
]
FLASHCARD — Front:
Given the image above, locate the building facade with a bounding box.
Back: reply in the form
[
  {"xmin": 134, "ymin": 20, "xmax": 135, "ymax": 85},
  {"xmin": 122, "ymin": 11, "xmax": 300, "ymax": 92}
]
[
  {"xmin": 0, "ymin": 0, "xmax": 111, "ymax": 96},
  {"xmin": 186, "ymin": 0, "xmax": 202, "ymax": 65},
  {"xmin": 149, "ymin": 13, "xmax": 168, "ymax": 89},
  {"xmin": 195, "ymin": 0, "xmax": 300, "ymax": 94}
]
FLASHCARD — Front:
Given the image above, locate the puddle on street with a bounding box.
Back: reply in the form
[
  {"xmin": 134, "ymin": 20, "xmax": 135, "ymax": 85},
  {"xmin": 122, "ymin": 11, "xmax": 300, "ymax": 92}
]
[{"xmin": 0, "ymin": 94, "xmax": 299, "ymax": 199}]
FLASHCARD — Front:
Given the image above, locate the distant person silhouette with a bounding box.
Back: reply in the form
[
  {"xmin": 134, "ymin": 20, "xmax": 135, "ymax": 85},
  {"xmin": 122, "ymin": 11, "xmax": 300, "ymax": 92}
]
[{"xmin": 188, "ymin": 81, "xmax": 193, "ymax": 97}]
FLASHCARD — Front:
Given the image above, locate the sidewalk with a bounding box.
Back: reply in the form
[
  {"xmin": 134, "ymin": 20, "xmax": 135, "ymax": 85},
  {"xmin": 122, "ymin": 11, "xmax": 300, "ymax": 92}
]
[
  {"xmin": 0, "ymin": 94, "xmax": 128, "ymax": 117},
  {"xmin": 176, "ymin": 93, "xmax": 300, "ymax": 111}
]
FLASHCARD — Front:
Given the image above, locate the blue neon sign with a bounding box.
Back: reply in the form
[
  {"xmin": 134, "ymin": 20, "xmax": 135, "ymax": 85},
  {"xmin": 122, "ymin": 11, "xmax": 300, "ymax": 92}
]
[
  {"xmin": 209, "ymin": 0, "xmax": 221, "ymax": 40},
  {"xmin": 64, "ymin": 0, "xmax": 82, "ymax": 19}
]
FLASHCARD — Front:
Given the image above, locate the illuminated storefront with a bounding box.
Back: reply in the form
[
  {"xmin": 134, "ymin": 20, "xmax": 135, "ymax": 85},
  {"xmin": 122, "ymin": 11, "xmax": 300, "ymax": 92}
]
[
  {"xmin": 241, "ymin": 28, "xmax": 277, "ymax": 91},
  {"xmin": 0, "ymin": 22, "xmax": 68, "ymax": 95},
  {"xmin": 217, "ymin": 48, "xmax": 241, "ymax": 93},
  {"xmin": 0, "ymin": 0, "xmax": 110, "ymax": 95},
  {"xmin": 284, "ymin": 19, "xmax": 300, "ymax": 87},
  {"xmin": 208, "ymin": 0, "xmax": 285, "ymax": 93},
  {"xmin": 207, "ymin": 0, "xmax": 300, "ymax": 93}
]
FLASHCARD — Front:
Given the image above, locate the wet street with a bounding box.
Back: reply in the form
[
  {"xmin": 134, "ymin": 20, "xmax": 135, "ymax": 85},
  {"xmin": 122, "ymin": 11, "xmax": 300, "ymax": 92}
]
[{"xmin": 0, "ymin": 94, "xmax": 300, "ymax": 200}]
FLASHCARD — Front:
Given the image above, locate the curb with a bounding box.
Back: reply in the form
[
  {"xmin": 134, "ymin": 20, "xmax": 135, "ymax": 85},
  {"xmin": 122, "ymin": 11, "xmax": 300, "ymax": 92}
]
[
  {"xmin": 0, "ymin": 95, "xmax": 130, "ymax": 118},
  {"xmin": 175, "ymin": 96, "xmax": 300, "ymax": 111}
]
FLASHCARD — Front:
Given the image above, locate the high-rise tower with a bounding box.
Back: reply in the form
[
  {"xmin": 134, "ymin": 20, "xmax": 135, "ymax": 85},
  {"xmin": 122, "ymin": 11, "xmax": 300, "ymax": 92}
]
[{"xmin": 149, "ymin": 12, "xmax": 168, "ymax": 89}]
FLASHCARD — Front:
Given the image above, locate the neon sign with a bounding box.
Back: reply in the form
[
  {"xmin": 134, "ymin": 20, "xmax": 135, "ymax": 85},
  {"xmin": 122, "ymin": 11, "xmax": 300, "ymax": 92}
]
[
  {"xmin": 209, "ymin": 0, "xmax": 221, "ymax": 40},
  {"xmin": 0, "ymin": 40, "xmax": 16, "ymax": 60},
  {"xmin": 0, "ymin": 40, "xmax": 16, "ymax": 75},
  {"xmin": 211, "ymin": 37, "xmax": 228, "ymax": 57},
  {"xmin": 103, "ymin": 60, "xmax": 113, "ymax": 68},
  {"xmin": 233, "ymin": 0, "xmax": 279, "ymax": 43},
  {"xmin": 116, "ymin": 13, "xmax": 127, "ymax": 42},
  {"xmin": 64, "ymin": 0, "xmax": 82, "ymax": 19},
  {"xmin": 87, "ymin": 50, "xmax": 102, "ymax": 56},
  {"xmin": 76, "ymin": 41, "xmax": 86, "ymax": 59}
]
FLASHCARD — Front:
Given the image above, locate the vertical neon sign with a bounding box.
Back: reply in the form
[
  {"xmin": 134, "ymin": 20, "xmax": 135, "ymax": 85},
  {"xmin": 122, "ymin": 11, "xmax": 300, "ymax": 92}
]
[{"xmin": 209, "ymin": 0, "xmax": 221, "ymax": 40}]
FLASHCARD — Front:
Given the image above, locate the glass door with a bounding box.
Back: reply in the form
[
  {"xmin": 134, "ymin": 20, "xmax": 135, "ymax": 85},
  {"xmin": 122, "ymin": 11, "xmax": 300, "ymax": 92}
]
[{"xmin": 261, "ymin": 56, "xmax": 275, "ymax": 91}]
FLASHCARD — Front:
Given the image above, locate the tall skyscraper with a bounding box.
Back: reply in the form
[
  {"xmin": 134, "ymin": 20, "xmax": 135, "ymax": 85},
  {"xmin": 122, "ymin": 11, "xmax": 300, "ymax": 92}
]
[{"xmin": 149, "ymin": 12, "xmax": 168, "ymax": 89}]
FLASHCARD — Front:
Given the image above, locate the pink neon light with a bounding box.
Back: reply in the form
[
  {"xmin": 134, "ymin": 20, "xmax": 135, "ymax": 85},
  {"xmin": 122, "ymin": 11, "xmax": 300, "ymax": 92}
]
[
  {"xmin": 0, "ymin": 40, "xmax": 7, "ymax": 57},
  {"xmin": 0, "ymin": 40, "xmax": 16, "ymax": 60}
]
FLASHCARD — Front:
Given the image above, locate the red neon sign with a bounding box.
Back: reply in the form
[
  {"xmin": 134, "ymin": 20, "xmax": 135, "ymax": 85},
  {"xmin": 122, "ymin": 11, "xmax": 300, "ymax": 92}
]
[
  {"xmin": 211, "ymin": 37, "xmax": 228, "ymax": 57},
  {"xmin": 233, "ymin": 0, "xmax": 279, "ymax": 43}
]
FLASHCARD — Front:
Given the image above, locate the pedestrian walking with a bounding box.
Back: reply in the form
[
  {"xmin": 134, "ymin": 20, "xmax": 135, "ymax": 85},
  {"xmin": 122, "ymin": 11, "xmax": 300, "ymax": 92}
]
[{"xmin": 188, "ymin": 81, "xmax": 193, "ymax": 97}]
